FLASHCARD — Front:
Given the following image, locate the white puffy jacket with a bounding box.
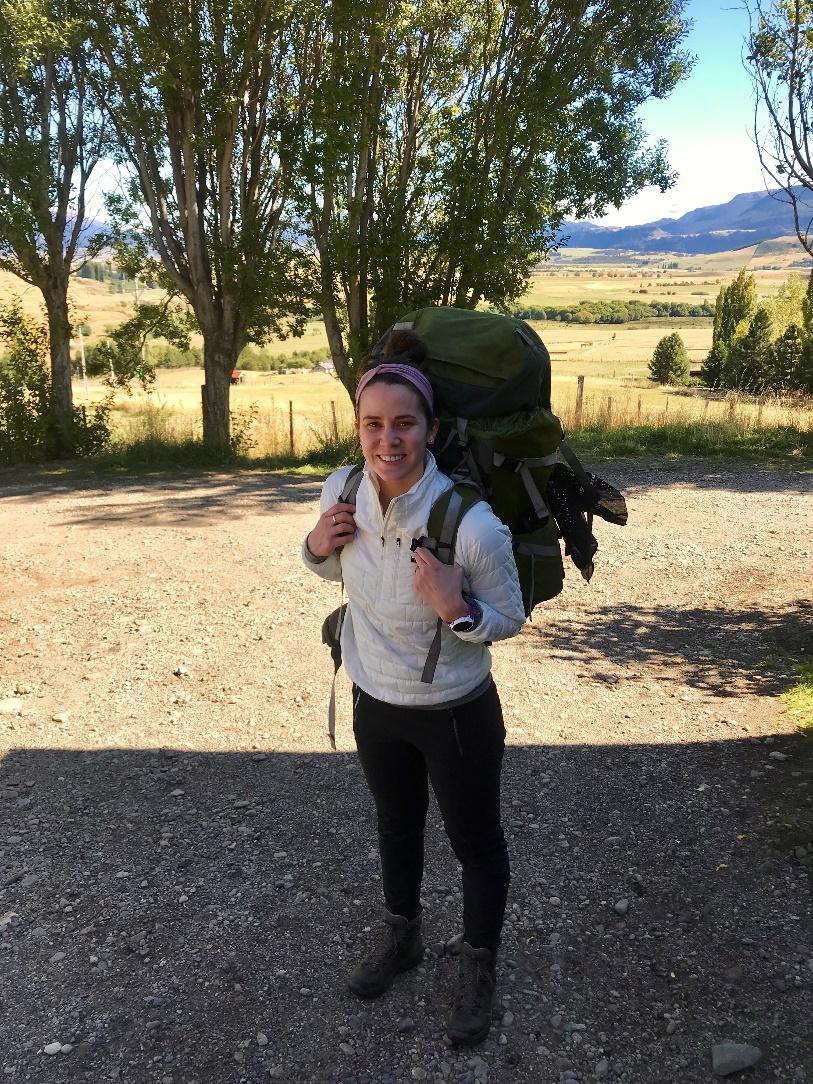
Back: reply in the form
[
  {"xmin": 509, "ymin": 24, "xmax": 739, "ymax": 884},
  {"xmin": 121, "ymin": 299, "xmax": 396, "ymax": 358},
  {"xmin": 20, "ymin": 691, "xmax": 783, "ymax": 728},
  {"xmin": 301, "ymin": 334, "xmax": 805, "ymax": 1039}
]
[{"xmin": 302, "ymin": 453, "xmax": 525, "ymax": 707}]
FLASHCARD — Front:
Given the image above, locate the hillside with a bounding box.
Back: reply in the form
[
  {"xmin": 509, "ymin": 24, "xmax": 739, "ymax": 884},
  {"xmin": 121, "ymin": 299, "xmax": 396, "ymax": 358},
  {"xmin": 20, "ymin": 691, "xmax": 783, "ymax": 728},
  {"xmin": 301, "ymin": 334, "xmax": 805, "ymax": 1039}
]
[{"xmin": 562, "ymin": 187, "xmax": 813, "ymax": 255}]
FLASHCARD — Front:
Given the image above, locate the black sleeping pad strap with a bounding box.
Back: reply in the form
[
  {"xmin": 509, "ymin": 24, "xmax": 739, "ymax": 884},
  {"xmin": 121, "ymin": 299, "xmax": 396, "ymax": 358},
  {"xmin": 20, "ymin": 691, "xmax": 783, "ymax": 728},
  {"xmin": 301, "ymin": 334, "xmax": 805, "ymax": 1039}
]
[
  {"xmin": 558, "ymin": 438, "xmax": 592, "ymax": 487},
  {"xmin": 557, "ymin": 439, "xmax": 594, "ymax": 532},
  {"xmin": 421, "ymin": 483, "xmax": 481, "ymax": 685}
]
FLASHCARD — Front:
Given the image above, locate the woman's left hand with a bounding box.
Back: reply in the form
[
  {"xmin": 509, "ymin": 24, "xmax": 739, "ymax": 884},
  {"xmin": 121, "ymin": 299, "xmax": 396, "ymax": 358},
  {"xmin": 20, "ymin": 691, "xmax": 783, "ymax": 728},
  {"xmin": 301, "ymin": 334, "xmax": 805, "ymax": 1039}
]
[{"xmin": 413, "ymin": 547, "xmax": 467, "ymax": 622}]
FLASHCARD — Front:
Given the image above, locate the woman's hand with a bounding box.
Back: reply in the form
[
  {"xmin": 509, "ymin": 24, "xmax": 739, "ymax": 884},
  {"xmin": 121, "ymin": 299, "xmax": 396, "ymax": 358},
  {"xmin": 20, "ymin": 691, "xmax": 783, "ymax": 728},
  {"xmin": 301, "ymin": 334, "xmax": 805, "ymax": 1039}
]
[
  {"xmin": 413, "ymin": 547, "xmax": 467, "ymax": 622},
  {"xmin": 306, "ymin": 502, "xmax": 357, "ymax": 557}
]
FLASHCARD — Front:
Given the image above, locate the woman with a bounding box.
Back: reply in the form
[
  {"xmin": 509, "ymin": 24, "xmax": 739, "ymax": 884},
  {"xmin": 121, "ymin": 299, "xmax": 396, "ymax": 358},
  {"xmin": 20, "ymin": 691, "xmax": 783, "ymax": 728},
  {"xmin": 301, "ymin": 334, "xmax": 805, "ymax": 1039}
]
[{"xmin": 302, "ymin": 331, "xmax": 525, "ymax": 1046}]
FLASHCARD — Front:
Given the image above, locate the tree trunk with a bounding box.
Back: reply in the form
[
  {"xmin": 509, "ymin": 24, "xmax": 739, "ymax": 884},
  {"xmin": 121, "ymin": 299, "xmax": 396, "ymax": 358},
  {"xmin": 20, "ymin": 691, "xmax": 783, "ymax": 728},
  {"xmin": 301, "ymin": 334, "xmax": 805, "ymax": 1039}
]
[
  {"xmin": 201, "ymin": 333, "xmax": 238, "ymax": 449},
  {"xmin": 43, "ymin": 283, "xmax": 74, "ymax": 457},
  {"xmin": 321, "ymin": 302, "xmax": 354, "ymax": 399}
]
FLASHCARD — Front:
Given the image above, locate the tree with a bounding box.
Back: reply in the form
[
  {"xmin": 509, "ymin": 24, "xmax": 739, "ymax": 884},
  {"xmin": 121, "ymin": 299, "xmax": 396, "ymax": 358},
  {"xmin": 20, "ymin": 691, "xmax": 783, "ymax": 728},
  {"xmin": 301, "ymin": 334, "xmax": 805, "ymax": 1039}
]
[
  {"xmin": 649, "ymin": 332, "xmax": 690, "ymax": 385},
  {"xmin": 772, "ymin": 322, "xmax": 803, "ymax": 387},
  {"xmin": 747, "ymin": 0, "xmax": 813, "ymax": 257},
  {"xmin": 714, "ymin": 269, "xmax": 758, "ymax": 347},
  {"xmin": 299, "ymin": 0, "xmax": 692, "ymax": 395},
  {"xmin": 703, "ymin": 269, "xmax": 758, "ymax": 388},
  {"xmin": 765, "ymin": 273, "xmax": 806, "ymax": 336},
  {"xmin": 700, "ymin": 341, "xmax": 728, "ymax": 388},
  {"xmin": 0, "ymin": 1, "xmax": 109, "ymax": 453},
  {"xmin": 725, "ymin": 305, "xmax": 774, "ymax": 391},
  {"xmin": 89, "ymin": 0, "xmax": 314, "ymax": 448},
  {"xmin": 795, "ymin": 271, "xmax": 813, "ymax": 389}
]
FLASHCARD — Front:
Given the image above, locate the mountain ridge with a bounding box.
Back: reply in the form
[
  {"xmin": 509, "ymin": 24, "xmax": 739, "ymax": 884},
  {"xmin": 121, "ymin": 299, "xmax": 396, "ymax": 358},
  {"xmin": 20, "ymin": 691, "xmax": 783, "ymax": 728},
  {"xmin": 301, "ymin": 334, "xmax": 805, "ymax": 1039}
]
[{"xmin": 561, "ymin": 188, "xmax": 813, "ymax": 254}]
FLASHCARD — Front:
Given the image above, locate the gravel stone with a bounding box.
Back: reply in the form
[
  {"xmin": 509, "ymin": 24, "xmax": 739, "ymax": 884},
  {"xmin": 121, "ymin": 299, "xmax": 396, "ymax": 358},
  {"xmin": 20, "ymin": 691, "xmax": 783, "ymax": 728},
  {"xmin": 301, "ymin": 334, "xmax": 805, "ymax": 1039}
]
[{"xmin": 711, "ymin": 1042, "xmax": 763, "ymax": 1076}]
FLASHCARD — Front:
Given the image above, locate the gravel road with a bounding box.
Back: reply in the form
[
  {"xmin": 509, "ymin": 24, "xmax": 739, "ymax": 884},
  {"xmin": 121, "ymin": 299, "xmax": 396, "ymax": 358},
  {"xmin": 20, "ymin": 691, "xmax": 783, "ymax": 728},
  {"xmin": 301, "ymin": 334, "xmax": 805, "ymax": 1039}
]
[{"xmin": 0, "ymin": 460, "xmax": 811, "ymax": 1084}]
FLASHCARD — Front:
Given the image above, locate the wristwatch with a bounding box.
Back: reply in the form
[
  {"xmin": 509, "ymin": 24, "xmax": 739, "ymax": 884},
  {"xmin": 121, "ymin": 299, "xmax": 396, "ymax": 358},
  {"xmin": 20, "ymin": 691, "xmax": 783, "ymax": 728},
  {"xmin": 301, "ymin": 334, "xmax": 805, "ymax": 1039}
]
[{"xmin": 447, "ymin": 596, "xmax": 482, "ymax": 634}]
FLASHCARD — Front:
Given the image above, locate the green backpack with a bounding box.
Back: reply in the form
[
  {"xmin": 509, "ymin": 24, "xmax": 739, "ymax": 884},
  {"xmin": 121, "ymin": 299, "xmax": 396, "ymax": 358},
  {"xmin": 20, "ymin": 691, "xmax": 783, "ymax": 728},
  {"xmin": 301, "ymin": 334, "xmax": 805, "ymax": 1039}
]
[{"xmin": 370, "ymin": 305, "xmax": 569, "ymax": 614}]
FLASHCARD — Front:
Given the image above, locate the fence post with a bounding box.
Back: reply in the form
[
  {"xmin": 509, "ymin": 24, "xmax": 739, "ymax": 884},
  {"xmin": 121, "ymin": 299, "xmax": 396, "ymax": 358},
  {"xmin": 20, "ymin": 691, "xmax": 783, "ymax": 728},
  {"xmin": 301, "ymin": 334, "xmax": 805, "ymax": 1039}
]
[
  {"xmin": 727, "ymin": 393, "xmax": 737, "ymax": 422},
  {"xmin": 288, "ymin": 400, "xmax": 294, "ymax": 455},
  {"xmin": 575, "ymin": 375, "xmax": 585, "ymax": 427},
  {"xmin": 756, "ymin": 397, "xmax": 764, "ymax": 428},
  {"xmin": 78, "ymin": 325, "xmax": 88, "ymax": 396},
  {"xmin": 606, "ymin": 396, "xmax": 613, "ymax": 427},
  {"xmin": 703, "ymin": 399, "xmax": 709, "ymax": 420},
  {"xmin": 665, "ymin": 395, "xmax": 669, "ymax": 414},
  {"xmin": 637, "ymin": 395, "xmax": 642, "ymax": 424},
  {"xmin": 331, "ymin": 400, "xmax": 339, "ymax": 442}
]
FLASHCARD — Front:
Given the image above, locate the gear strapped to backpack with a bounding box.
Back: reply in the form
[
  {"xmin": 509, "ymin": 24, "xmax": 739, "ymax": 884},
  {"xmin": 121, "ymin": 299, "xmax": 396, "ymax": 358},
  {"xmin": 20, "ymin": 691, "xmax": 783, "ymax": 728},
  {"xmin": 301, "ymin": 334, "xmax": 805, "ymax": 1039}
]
[{"xmin": 320, "ymin": 306, "xmax": 627, "ymax": 746}]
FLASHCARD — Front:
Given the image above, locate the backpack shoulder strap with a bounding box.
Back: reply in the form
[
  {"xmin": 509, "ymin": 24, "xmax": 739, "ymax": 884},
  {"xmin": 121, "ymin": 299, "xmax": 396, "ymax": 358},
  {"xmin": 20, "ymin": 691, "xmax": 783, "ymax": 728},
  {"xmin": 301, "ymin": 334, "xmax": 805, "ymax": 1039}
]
[
  {"xmin": 426, "ymin": 481, "xmax": 483, "ymax": 565},
  {"xmin": 421, "ymin": 482, "xmax": 482, "ymax": 685},
  {"xmin": 339, "ymin": 463, "xmax": 364, "ymax": 504},
  {"xmin": 323, "ymin": 464, "xmax": 363, "ymax": 751}
]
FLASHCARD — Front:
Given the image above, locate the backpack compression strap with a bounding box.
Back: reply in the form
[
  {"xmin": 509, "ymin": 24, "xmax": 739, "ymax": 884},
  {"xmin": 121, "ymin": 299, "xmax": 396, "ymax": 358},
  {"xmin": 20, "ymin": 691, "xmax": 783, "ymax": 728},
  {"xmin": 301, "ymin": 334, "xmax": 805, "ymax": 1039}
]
[
  {"xmin": 420, "ymin": 482, "xmax": 482, "ymax": 684},
  {"xmin": 326, "ymin": 464, "xmax": 365, "ymax": 749}
]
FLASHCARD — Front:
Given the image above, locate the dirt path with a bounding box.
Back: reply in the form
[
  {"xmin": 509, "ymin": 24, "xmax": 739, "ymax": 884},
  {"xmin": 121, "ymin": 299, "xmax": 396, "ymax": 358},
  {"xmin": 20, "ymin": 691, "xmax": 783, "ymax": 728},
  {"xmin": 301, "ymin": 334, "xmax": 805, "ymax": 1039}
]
[{"xmin": 0, "ymin": 461, "xmax": 811, "ymax": 1084}]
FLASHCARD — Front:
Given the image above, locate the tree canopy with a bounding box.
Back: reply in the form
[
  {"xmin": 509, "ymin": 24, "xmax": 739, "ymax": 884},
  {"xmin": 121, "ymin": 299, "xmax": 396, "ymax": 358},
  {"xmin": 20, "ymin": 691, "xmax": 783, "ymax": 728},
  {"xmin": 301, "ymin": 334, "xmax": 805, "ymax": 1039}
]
[{"xmin": 299, "ymin": 0, "xmax": 693, "ymax": 395}]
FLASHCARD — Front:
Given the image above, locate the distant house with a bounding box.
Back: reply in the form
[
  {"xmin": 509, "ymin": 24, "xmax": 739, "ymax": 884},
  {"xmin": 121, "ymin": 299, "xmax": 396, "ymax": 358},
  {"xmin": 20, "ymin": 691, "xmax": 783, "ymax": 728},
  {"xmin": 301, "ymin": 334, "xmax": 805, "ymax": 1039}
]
[
  {"xmin": 312, "ymin": 359, "xmax": 335, "ymax": 374},
  {"xmin": 230, "ymin": 370, "xmax": 245, "ymax": 385}
]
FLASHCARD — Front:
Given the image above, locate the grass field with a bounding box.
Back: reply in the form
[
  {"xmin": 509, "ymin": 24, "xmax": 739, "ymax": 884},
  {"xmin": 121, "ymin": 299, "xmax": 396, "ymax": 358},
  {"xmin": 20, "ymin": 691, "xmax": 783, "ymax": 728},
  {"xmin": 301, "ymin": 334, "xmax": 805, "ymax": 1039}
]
[{"xmin": 2, "ymin": 241, "xmax": 810, "ymax": 458}]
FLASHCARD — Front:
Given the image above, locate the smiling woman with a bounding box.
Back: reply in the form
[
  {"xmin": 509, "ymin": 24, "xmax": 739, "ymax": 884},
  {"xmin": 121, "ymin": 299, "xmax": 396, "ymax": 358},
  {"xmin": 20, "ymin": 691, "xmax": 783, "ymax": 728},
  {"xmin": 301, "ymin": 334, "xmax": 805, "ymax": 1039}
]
[{"xmin": 301, "ymin": 329, "xmax": 526, "ymax": 1047}]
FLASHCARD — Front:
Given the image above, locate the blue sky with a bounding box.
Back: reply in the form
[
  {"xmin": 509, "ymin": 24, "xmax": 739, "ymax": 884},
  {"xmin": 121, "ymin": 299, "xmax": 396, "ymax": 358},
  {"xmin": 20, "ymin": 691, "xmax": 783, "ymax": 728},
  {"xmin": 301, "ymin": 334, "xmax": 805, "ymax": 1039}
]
[{"xmin": 594, "ymin": 0, "xmax": 768, "ymax": 226}]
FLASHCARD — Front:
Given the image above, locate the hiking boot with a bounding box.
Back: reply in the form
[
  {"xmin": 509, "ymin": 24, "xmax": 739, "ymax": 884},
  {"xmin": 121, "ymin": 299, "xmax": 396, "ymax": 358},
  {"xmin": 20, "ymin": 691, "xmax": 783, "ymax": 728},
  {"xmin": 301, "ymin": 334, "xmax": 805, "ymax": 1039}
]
[
  {"xmin": 446, "ymin": 941, "xmax": 497, "ymax": 1046},
  {"xmin": 348, "ymin": 910, "xmax": 424, "ymax": 999}
]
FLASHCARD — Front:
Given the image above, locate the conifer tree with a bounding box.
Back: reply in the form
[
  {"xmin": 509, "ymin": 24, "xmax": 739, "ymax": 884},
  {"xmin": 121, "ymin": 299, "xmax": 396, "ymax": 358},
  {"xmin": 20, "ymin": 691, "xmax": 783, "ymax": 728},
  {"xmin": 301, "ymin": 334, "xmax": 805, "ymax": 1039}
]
[
  {"xmin": 649, "ymin": 332, "xmax": 690, "ymax": 385},
  {"xmin": 772, "ymin": 323, "xmax": 803, "ymax": 388},
  {"xmin": 725, "ymin": 306, "xmax": 773, "ymax": 391}
]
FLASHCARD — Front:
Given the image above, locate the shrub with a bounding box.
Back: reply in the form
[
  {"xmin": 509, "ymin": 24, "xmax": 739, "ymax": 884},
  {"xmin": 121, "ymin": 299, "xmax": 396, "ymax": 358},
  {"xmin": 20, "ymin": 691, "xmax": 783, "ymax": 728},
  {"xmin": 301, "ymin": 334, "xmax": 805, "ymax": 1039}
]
[
  {"xmin": 0, "ymin": 300, "xmax": 112, "ymax": 465},
  {"xmin": 649, "ymin": 333, "xmax": 690, "ymax": 385}
]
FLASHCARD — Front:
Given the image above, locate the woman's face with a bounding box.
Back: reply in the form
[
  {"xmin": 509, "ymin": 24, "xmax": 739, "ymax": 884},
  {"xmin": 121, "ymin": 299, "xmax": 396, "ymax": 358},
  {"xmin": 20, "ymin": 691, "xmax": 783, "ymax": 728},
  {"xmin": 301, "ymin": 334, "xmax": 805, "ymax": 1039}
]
[{"xmin": 356, "ymin": 380, "xmax": 439, "ymax": 496}]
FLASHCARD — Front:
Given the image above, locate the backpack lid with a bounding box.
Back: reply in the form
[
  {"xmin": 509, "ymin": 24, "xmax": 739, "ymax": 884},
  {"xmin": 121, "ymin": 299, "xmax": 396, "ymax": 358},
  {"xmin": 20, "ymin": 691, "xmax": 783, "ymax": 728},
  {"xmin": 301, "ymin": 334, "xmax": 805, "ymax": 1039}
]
[{"xmin": 372, "ymin": 306, "xmax": 551, "ymax": 417}]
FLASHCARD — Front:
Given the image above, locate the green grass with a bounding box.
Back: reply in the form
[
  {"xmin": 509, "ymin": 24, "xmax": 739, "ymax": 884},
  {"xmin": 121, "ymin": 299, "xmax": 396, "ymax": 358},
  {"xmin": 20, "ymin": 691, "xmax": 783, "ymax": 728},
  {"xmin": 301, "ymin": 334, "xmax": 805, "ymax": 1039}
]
[
  {"xmin": 565, "ymin": 420, "xmax": 813, "ymax": 461},
  {"xmin": 55, "ymin": 416, "xmax": 813, "ymax": 477},
  {"xmin": 781, "ymin": 663, "xmax": 813, "ymax": 736}
]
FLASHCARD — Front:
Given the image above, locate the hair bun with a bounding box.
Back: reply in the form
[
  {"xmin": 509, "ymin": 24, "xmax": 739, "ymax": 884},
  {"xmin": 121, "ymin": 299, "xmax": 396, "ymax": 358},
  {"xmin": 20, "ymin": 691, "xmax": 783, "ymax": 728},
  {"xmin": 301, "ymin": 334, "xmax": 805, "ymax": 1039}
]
[{"xmin": 383, "ymin": 329, "xmax": 427, "ymax": 366}]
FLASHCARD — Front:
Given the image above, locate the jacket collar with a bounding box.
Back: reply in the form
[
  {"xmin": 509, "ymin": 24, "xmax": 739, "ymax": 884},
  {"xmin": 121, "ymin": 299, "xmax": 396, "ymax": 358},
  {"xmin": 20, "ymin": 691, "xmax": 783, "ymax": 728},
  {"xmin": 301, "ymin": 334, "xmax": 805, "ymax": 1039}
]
[{"xmin": 363, "ymin": 451, "xmax": 439, "ymax": 518}]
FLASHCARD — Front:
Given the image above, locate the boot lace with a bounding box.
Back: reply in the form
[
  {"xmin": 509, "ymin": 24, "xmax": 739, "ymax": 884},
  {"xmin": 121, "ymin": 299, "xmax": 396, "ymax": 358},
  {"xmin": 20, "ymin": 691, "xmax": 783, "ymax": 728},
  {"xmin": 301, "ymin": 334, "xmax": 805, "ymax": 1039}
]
[
  {"xmin": 453, "ymin": 952, "xmax": 490, "ymax": 1016},
  {"xmin": 360, "ymin": 924, "xmax": 398, "ymax": 971}
]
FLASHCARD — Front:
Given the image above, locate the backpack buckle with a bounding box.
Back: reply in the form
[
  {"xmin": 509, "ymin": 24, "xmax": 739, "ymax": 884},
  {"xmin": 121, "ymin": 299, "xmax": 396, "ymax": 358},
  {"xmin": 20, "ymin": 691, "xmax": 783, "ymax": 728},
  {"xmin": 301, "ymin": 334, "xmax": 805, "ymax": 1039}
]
[{"xmin": 494, "ymin": 452, "xmax": 524, "ymax": 473}]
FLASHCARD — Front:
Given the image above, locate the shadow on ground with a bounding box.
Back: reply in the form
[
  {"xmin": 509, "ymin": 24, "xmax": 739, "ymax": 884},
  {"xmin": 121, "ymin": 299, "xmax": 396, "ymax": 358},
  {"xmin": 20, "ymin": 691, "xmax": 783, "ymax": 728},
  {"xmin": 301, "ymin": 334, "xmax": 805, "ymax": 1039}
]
[
  {"xmin": 0, "ymin": 472, "xmax": 323, "ymax": 527},
  {"xmin": 529, "ymin": 600, "xmax": 813, "ymax": 698},
  {"xmin": 1, "ymin": 736, "xmax": 811, "ymax": 1083}
]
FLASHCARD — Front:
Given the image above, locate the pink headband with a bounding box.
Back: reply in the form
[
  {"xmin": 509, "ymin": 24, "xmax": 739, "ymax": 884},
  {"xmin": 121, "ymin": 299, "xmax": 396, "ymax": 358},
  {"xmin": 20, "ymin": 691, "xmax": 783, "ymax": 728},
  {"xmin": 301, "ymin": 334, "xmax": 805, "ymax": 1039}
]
[{"xmin": 355, "ymin": 363, "xmax": 434, "ymax": 414}]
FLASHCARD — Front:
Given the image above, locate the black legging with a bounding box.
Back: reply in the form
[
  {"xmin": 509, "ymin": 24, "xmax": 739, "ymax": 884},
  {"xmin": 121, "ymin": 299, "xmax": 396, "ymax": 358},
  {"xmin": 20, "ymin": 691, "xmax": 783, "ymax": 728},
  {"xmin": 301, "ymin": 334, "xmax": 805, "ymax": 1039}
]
[{"xmin": 352, "ymin": 680, "xmax": 509, "ymax": 950}]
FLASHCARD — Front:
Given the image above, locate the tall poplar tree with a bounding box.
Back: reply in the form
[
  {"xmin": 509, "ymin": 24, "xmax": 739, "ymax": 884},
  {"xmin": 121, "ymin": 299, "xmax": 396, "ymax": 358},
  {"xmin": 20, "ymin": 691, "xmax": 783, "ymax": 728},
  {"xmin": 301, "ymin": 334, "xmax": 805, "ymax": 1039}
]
[
  {"xmin": 89, "ymin": 0, "xmax": 314, "ymax": 448},
  {"xmin": 0, "ymin": 1, "xmax": 108, "ymax": 452},
  {"xmin": 298, "ymin": 0, "xmax": 692, "ymax": 396}
]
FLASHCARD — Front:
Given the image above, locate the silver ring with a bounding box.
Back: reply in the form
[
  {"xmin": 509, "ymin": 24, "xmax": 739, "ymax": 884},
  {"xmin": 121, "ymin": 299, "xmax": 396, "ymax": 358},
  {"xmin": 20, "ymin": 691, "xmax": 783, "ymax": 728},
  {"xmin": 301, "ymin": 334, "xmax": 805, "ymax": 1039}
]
[{"xmin": 332, "ymin": 514, "xmax": 336, "ymax": 524}]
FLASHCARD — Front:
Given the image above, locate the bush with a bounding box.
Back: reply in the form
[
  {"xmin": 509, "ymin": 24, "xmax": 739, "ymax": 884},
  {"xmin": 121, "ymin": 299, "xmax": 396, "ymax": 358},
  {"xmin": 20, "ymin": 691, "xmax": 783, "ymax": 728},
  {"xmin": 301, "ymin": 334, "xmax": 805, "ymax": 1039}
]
[
  {"xmin": 649, "ymin": 333, "xmax": 690, "ymax": 385},
  {"xmin": 0, "ymin": 300, "xmax": 112, "ymax": 465}
]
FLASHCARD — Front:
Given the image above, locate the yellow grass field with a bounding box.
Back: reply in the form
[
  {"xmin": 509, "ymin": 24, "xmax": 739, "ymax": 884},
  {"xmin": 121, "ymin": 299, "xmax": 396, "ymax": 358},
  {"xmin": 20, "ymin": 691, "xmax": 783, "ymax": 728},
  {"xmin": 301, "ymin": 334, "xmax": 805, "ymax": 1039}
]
[
  {"xmin": 75, "ymin": 331, "xmax": 810, "ymax": 458},
  {"xmin": 3, "ymin": 244, "xmax": 810, "ymax": 454}
]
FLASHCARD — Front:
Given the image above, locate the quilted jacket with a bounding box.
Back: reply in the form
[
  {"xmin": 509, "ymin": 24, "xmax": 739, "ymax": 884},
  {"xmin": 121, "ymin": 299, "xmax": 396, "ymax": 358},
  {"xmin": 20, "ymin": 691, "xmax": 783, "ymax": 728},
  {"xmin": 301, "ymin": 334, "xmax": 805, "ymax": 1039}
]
[{"xmin": 302, "ymin": 453, "xmax": 525, "ymax": 707}]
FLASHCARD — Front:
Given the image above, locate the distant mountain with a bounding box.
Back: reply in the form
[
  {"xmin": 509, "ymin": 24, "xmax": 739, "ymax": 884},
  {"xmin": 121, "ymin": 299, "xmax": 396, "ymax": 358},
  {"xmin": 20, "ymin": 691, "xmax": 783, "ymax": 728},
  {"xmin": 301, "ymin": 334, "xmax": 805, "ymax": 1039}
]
[{"xmin": 560, "ymin": 188, "xmax": 813, "ymax": 254}]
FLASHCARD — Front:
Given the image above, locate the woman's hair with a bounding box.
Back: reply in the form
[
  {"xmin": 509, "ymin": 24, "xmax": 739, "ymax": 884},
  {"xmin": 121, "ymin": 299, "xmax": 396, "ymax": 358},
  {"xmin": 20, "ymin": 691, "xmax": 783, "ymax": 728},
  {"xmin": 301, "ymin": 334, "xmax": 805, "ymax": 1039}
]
[
  {"xmin": 383, "ymin": 329, "xmax": 428, "ymax": 366},
  {"xmin": 356, "ymin": 330, "xmax": 434, "ymax": 423}
]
